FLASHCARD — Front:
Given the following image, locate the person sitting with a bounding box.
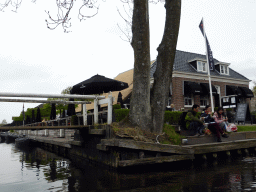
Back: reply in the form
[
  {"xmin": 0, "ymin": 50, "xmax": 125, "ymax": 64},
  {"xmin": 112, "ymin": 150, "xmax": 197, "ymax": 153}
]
[
  {"xmin": 185, "ymin": 104, "xmax": 205, "ymax": 136},
  {"xmin": 170, "ymin": 104, "xmax": 176, "ymax": 111},
  {"xmin": 214, "ymin": 107, "xmax": 228, "ymax": 132},
  {"xmin": 202, "ymin": 105, "xmax": 229, "ymax": 142}
]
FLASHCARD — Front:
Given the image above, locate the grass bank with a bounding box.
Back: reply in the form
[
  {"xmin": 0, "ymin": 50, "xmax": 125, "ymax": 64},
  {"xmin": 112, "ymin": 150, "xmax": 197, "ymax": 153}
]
[{"xmin": 237, "ymin": 125, "xmax": 256, "ymax": 132}]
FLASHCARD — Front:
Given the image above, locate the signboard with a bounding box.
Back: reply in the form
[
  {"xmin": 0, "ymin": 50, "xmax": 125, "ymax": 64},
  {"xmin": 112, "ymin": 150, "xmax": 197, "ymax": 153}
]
[{"xmin": 235, "ymin": 103, "xmax": 251, "ymax": 124}]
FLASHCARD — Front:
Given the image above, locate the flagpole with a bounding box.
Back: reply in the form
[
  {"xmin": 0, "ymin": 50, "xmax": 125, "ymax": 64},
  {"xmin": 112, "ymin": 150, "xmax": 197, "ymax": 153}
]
[{"xmin": 202, "ymin": 18, "xmax": 214, "ymax": 113}]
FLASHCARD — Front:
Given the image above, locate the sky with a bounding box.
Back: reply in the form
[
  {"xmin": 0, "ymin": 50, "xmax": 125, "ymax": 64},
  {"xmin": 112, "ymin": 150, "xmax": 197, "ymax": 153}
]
[{"xmin": 0, "ymin": 0, "xmax": 255, "ymax": 123}]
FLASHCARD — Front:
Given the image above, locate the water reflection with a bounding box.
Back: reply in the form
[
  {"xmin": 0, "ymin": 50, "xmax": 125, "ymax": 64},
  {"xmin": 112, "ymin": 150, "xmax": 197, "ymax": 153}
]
[{"xmin": 4, "ymin": 141, "xmax": 256, "ymax": 191}]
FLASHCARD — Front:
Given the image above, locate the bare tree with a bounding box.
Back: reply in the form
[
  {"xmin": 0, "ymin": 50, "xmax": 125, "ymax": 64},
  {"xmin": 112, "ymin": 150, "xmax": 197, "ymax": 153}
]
[{"xmin": 1, "ymin": 0, "xmax": 181, "ymax": 133}]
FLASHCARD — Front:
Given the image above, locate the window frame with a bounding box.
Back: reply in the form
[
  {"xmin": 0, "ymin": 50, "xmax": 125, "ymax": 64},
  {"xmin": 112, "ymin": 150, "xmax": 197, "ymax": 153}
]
[
  {"xmin": 200, "ymin": 96, "xmax": 208, "ymax": 108},
  {"xmin": 197, "ymin": 61, "xmax": 207, "ymax": 73},
  {"xmin": 220, "ymin": 64, "xmax": 229, "ymax": 75},
  {"xmin": 184, "ymin": 95, "xmax": 194, "ymax": 107}
]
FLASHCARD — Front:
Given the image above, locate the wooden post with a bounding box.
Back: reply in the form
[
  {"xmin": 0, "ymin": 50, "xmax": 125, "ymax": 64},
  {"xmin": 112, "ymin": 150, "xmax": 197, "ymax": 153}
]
[
  {"xmin": 83, "ymin": 104, "xmax": 87, "ymax": 126},
  {"xmin": 108, "ymin": 93, "xmax": 113, "ymax": 125},
  {"xmin": 94, "ymin": 98, "xmax": 98, "ymax": 124}
]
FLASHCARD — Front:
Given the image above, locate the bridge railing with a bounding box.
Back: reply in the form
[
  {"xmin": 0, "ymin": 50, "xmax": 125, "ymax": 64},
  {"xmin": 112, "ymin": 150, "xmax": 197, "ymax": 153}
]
[{"xmin": 0, "ymin": 92, "xmax": 114, "ymax": 125}]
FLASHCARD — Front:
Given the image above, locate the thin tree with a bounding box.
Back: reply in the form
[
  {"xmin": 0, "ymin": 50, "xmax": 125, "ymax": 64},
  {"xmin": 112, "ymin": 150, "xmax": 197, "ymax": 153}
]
[{"xmin": 1, "ymin": 0, "xmax": 181, "ymax": 133}]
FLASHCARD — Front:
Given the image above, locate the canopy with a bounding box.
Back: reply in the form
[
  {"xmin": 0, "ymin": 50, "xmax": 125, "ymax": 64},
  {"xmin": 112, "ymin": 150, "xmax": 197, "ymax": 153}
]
[
  {"xmin": 226, "ymin": 85, "xmax": 243, "ymax": 97},
  {"xmin": 71, "ymin": 74, "xmax": 129, "ymax": 95},
  {"xmin": 200, "ymin": 83, "xmax": 218, "ymax": 95},
  {"xmin": 184, "ymin": 81, "xmax": 203, "ymax": 95},
  {"xmin": 239, "ymin": 86, "xmax": 254, "ymax": 98}
]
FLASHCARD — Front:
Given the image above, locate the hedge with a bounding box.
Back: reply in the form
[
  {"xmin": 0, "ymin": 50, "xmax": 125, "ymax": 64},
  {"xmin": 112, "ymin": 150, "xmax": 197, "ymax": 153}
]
[
  {"xmin": 164, "ymin": 111, "xmax": 183, "ymax": 125},
  {"xmin": 114, "ymin": 109, "xmax": 130, "ymax": 122},
  {"xmin": 113, "ymin": 110, "xmax": 188, "ymax": 124}
]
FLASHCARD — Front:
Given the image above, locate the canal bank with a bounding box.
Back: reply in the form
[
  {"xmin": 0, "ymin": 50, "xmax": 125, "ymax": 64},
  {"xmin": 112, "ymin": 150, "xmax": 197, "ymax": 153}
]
[{"xmin": 2, "ymin": 126, "xmax": 256, "ymax": 169}]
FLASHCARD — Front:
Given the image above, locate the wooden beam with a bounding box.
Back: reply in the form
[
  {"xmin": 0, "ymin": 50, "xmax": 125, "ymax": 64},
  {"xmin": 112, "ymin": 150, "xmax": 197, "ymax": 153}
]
[
  {"xmin": 119, "ymin": 154, "xmax": 194, "ymax": 167},
  {"xmin": 100, "ymin": 139, "xmax": 194, "ymax": 155},
  {"xmin": 186, "ymin": 139, "xmax": 256, "ymax": 154}
]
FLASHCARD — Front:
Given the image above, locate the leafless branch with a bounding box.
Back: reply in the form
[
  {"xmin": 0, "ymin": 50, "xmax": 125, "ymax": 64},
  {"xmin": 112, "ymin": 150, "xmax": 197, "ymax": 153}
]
[
  {"xmin": 0, "ymin": 0, "xmax": 22, "ymax": 12},
  {"xmin": 116, "ymin": 1, "xmax": 133, "ymax": 42},
  {"xmin": 45, "ymin": 0, "xmax": 74, "ymax": 33},
  {"xmin": 78, "ymin": 0, "xmax": 99, "ymax": 21}
]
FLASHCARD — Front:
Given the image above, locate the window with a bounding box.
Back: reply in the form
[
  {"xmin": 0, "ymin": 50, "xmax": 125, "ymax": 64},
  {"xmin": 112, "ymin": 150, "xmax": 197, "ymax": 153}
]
[
  {"xmin": 184, "ymin": 95, "xmax": 193, "ymax": 106},
  {"xmin": 200, "ymin": 96, "xmax": 208, "ymax": 107},
  {"xmin": 220, "ymin": 65, "xmax": 229, "ymax": 75},
  {"xmin": 197, "ymin": 61, "xmax": 207, "ymax": 72}
]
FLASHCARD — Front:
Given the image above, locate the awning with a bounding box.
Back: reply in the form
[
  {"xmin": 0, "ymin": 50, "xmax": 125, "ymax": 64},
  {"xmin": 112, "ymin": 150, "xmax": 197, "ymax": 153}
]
[
  {"xmin": 184, "ymin": 81, "xmax": 203, "ymax": 95},
  {"xmin": 200, "ymin": 83, "xmax": 218, "ymax": 95},
  {"xmin": 226, "ymin": 85, "xmax": 243, "ymax": 97},
  {"xmin": 239, "ymin": 86, "xmax": 254, "ymax": 98}
]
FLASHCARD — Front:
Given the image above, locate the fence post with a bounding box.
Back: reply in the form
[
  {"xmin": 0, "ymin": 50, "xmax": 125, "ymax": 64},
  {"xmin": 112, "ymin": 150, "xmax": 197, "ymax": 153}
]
[
  {"xmin": 45, "ymin": 129, "xmax": 49, "ymax": 136},
  {"xmin": 60, "ymin": 129, "xmax": 65, "ymax": 137},
  {"xmin": 108, "ymin": 93, "xmax": 113, "ymax": 125},
  {"xmin": 94, "ymin": 98, "xmax": 98, "ymax": 124},
  {"xmin": 83, "ymin": 104, "xmax": 87, "ymax": 125}
]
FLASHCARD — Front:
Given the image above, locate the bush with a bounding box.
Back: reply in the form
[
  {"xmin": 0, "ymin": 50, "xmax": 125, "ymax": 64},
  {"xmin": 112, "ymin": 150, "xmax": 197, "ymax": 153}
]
[
  {"xmin": 113, "ymin": 104, "xmax": 121, "ymax": 110},
  {"xmin": 164, "ymin": 111, "xmax": 183, "ymax": 124},
  {"xmin": 71, "ymin": 115, "xmax": 78, "ymax": 125},
  {"xmin": 162, "ymin": 124, "xmax": 184, "ymax": 145},
  {"xmin": 114, "ymin": 109, "xmax": 130, "ymax": 122}
]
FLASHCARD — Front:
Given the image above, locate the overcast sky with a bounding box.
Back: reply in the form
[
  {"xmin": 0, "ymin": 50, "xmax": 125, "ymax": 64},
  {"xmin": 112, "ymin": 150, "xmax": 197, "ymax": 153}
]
[{"xmin": 0, "ymin": 0, "xmax": 255, "ymax": 123}]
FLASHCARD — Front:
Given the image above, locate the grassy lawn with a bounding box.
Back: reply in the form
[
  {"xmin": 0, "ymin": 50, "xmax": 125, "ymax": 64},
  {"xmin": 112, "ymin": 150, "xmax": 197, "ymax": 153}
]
[{"xmin": 237, "ymin": 125, "xmax": 256, "ymax": 132}]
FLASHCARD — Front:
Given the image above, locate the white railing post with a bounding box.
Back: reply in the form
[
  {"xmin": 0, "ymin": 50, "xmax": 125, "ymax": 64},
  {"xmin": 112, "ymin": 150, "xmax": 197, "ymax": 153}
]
[
  {"xmin": 108, "ymin": 93, "xmax": 113, "ymax": 125},
  {"xmin": 45, "ymin": 129, "xmax": 49, "ymax": 136},
  {"xmin": 94, "ymin": 98, "xmax": 98, "ymax": 124},
  {"xmin": 60, "ymin": 129, "xmax": 65, "ymax": 137},
  {"xmin": 83, "ymin": 104, "xmax": 87, "ymax": 125}
]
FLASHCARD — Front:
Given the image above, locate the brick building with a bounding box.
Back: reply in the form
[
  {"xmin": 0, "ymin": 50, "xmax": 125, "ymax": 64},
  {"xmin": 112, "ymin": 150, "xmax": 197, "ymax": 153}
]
[
  {"xmin": 150, "ymin": 50, "xmax": 254, "ymax": 111},
  {"xmin": 77, "ymin": 50, "xmax": 254, "ymax": 112}
]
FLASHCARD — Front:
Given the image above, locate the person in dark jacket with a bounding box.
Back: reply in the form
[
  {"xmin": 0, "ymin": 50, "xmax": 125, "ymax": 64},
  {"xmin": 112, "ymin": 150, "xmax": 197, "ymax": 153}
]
[
  {"xmin": 185, "ymin": 104, "xmax": 205, "ymax": 136},
  {"xmin": 201, "ymin": 105, "xmax": 229, "ymax": 142}
]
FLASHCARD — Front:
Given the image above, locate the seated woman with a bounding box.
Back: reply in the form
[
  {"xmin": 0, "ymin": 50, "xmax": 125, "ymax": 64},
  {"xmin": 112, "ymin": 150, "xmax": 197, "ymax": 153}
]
[
  {"xmin": 214, "ymin": 107, "xmax": 228, "ymax": 132},
  {"xmin": 201, "ymin": 105, "xmax": 229, "ymax": 142}
]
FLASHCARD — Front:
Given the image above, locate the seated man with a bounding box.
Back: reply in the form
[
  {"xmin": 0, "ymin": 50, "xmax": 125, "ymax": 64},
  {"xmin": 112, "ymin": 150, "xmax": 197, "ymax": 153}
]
[{"xmin": 185, "ymin": 104, "xmax": 205, "ymax": 136}]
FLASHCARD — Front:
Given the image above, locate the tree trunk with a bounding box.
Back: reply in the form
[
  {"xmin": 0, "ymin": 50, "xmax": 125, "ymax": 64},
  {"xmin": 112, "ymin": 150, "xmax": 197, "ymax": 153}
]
[
  {"xmin": 151, "ymin": 0, "xmax": 181, "ymax": 133},
  {"xmin": 129, "ymin": 0, "xmax": 152, "ymax": 131}
]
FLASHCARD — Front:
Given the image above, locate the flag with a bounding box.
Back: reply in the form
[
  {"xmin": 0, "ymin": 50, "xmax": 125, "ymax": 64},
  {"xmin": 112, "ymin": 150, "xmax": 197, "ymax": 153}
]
[{"xmin": 199, "ymin": 19, "xmax": 215, "ymax": 71}]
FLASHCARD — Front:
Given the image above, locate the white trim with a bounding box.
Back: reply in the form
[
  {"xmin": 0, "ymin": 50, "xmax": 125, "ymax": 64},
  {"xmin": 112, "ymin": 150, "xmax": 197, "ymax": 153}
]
[
  {"xmin": 197, "ymin": 61, "xmax": 207, "ymax": 73},
  {"xmin": 215, "ymin": 62, "xmax": 230, "ymax": 66},
  {"xmin": 171, "ymin": 71, "xmax": 250, "ymax": 85},
  {"xmin": 188, "ymin": 57, "xmax": 207, "ymax": 63},
  {"xmin": 200, "ymin": 96, "xmax": 208, "ymax": 108},
  {"xmin": 184, "ymin": 95, "xmax": 194, "ymax": 107},
  {"xmin": 220, "ymin": 65, "xmax": 229, "ymax": 75}
]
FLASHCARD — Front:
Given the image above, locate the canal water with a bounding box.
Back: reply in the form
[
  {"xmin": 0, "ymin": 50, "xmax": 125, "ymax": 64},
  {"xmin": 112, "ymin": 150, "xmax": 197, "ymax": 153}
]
[{"xmin": 2, "ymin": 142, "xmax": 256, "ymax": 192}]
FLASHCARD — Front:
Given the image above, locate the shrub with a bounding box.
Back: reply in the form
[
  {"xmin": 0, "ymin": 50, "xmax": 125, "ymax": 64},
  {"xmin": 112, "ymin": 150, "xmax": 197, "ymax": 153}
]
[
  {"xmin": 162, "ymin": 124, "xmax": 184, "ymax": 145},
  {"xmin": 114, "ymin": 109, "xmax": 130, "ymax": 122},
  {"xmin": 113, "ymin": 104, "xmax": 121, "ymax": 110},
  {"xmin": 71, "ymin": 115, "xmax": 78, "ymax": 125},
  {"xmin": 164, "ymin": 111, "xmax": 183, "ymax": 124}
]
